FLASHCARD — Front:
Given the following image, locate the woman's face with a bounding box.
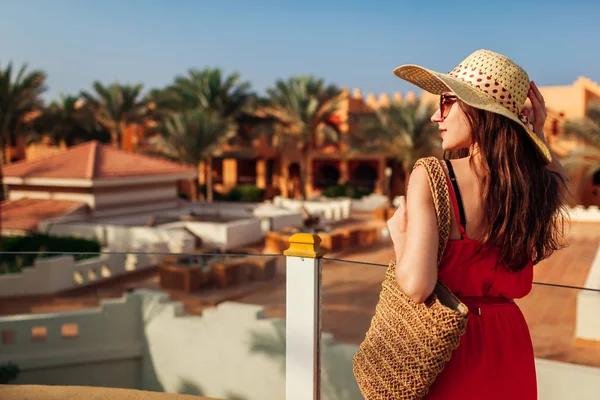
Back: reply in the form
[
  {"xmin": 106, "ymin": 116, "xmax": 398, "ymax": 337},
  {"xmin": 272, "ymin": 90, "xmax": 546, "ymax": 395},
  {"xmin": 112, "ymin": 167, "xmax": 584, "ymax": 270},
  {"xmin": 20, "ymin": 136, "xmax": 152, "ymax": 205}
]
[{"xmin": 431, "ymin": 92, "xmax": 471, "ymax": 152}]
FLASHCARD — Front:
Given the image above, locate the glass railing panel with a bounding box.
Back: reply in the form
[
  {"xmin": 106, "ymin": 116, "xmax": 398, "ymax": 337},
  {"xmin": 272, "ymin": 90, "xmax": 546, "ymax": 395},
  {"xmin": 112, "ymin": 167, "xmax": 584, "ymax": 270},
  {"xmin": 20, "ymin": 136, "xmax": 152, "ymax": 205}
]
[
  {"xmin": 319, "ymin": 256, "xmax": 386, "ymax": 400},
  {"xmin": 319, "ymin": 254, "xmax": 600, "ymax": 400},
  {"xmin": 0, "ymin": 249, "xmax": 287, "ymax": 400}
]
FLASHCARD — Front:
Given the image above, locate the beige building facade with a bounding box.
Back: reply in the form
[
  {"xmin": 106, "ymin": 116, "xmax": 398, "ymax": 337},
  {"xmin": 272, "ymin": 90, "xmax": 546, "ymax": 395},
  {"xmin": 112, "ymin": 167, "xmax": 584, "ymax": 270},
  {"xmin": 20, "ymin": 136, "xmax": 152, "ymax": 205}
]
[
  {"xmin": 200, "ymin": 78, "xmax": 600, "ymax": 202},
  {"xmin": 6, "ymin": 78, "xmax": 600, "ymax": 204}
]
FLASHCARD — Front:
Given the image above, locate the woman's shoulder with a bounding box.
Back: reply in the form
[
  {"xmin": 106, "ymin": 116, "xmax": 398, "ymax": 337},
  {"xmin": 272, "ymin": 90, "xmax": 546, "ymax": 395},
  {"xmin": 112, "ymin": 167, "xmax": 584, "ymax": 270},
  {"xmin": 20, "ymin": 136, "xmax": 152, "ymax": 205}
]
[
  {"xmin": 412, "ymin": 157, "xmax": 447, "ymax": 175},
  {"xmin": 413, "ymin": 156, "xmax": 443, "ymax": 168},
  {"xmin": 407, "ymin": 162, "xmax": 435, "ymax": 202}
]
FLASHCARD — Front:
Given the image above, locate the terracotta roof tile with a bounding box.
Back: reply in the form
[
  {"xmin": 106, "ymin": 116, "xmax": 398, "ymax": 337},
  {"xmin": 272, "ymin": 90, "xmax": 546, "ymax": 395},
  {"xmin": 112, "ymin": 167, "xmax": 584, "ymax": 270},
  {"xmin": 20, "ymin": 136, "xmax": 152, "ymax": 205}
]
[
  {"xmin": 0, "ymin": 199, "xmax": 87, "ymax": 232},
  {"xmin": 3, "ymin": 141, "xmax": 197, "ymax": 180}
]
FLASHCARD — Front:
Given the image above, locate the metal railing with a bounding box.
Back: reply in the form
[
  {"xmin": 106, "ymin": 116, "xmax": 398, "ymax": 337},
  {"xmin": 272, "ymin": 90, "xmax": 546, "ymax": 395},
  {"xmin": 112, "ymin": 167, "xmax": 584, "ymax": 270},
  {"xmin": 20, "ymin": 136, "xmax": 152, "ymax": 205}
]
[{"xmin": 1, "ymin": 235, "xmax": 599, "ymax": 400}]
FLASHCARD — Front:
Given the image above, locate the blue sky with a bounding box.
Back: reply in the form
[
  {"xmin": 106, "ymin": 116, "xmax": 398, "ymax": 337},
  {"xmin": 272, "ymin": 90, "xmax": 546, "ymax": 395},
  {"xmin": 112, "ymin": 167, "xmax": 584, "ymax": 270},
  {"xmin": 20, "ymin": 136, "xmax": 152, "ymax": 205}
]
[{"xmin": 1, "ymin": 0, "xmax": 599, "ymax": 101}]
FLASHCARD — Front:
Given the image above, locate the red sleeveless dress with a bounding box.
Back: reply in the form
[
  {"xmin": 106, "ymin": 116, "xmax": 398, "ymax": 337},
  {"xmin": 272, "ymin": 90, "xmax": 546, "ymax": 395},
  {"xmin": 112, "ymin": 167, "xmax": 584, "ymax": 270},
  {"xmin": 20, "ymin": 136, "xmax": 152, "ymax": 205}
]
[{"xmin": 424, "ymin": 160, "xmax": 537, "ymax": 400}]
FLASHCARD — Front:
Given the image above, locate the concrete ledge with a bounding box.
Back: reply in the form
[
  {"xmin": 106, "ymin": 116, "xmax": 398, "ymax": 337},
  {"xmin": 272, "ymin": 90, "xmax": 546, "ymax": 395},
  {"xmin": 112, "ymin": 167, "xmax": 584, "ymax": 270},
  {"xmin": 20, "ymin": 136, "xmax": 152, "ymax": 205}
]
[
  {"xmin": 536, "ymin": 358, "xmax": 600, "ymax": 400},
  {"xmin": 568, "ymin": 206, "xmax": 600, "ymax": 222},
  {"xmin": 0, "ymin": 385, "xmax": 221, "ymax": 400},
  {"xmin": 576, "ymin": 241, "xmax": 600, "ymax": 341},
  {"xmin": 3, "ymin": 342, "xmax": 143, "ymax": 371}
]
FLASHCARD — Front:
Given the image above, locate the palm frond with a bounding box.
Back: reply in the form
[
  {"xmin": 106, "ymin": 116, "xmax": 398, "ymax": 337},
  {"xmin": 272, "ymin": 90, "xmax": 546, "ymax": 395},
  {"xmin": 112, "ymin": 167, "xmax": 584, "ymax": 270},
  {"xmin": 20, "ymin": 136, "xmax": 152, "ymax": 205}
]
[
  {"xmin": 562, "ymin": 118, "xmax": 600, "ymax": 147},
  {"xmin": 170, "ymin": 67, "xmax": 254, "ymax": 119},
  {"xmin": 150, "ymin": 108, "xmax": 234, "ymax": 166},
  {"xmin": 0, "ymin": 62, "xmax": 47, "ymax": 150},
  {"xmin": 263, "ymin": 76, "xmax": 342, "ymax": 148},
  {"xmin": 32, "ymin": 93, "xmax": 110, "ymax": 147},
  {"xmin": 79, "ymin": 81, "xmax": 151, "ymax": 145},
  {"xmin": 346, "ymin": 98, "xmax": 439, "ymax": 169}
]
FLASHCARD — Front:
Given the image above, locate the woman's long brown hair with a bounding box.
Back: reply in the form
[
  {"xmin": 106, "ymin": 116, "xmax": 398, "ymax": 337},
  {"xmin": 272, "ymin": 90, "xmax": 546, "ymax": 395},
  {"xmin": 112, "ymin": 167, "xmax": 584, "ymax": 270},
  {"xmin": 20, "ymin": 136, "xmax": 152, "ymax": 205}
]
[{"xmin": 446, "ymin": 101, "xmax": 569, "ymax": 271}]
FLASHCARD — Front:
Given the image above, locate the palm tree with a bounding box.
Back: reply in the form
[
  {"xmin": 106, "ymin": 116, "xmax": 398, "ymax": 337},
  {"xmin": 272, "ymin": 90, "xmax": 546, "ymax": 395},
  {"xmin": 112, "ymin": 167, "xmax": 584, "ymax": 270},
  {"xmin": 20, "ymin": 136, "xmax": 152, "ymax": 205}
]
[
  {"xmin": 557, "ymin": 100, "xmax": 600, "ymax": 205},
  {"xmin": 346, "ymin": 98, "xmax": 441, "ymax": 182},
  {"xmin": 145, "ymin": 87, "xmax": 184, "ymax": 121},
  {"xmin": 147, "ymin": 68, "xmax": 255, "ymax": 122},
  {"xmin": 0, "ymin": 62, "xmax": 47, "ymax": 201},
  {"xmin": 80, "ymin": 82, "xmax": 152, "ymax": 148},
  {"xmin": 148, "ymin": 68, "xmax": 256, "ymax": 193},
  {"xmin": 561, "ymin": 146, "xmax": 600, "ymax": 205},
  {"xmin": 29, "ymin": 94, "xmax": 110, "ymax": 147},
  {"xmin": 149, "ymin": 108, "xmax": 235, "ymax": 202},
  {"xmin": 562, "ymin": 101, "xmax": 600, "ymax": 148},
  {"xmin": 170, "ymin": 67, "xmax": 255, "ymax": 118},
  {"xmin": 262, "ymin": 76, "xmax": 342, "ymax": 199}
]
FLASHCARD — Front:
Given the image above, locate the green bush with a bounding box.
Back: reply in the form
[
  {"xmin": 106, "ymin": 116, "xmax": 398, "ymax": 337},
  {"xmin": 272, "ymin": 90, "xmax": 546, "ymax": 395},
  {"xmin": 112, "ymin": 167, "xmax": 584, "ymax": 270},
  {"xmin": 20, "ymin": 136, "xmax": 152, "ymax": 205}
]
[
  {"xmin": 0, "ymin": 234, "xmax": 101, "ymax": 275},
  {"xmin": 351, "ymin": 186, "xmax": 372, "ymax": 199},
  {"xmin": 321, "ymin": 184, "xmax": 348, "ymax": 198},
  {"xmin": 197, "ymin": 184, "xmax": 230, "ymax": 201},
  {"xmin": 198, "ymin": 184, "xmax": 265, "ymax": 202},
  {"xmin": 321, "ymin": 182, "xmax": 371, "ymax": 199},
  {"xmin": 226, "ymin": 185, "xmax": 265, "ymax": 202},
  {"xmin": 0, "ymin": 362, "xmax": 20, "ymax": 384}
]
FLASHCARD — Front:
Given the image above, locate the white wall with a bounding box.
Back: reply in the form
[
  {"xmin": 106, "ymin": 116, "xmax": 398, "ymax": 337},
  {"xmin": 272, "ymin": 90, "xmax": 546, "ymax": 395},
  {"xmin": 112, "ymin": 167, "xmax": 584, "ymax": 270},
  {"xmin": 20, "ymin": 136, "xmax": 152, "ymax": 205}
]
[
  {"xmin": 184, "ymin": 201, "xmax": 263, "ymax": 215},
  {"xmin": 536, "ymin": 359, "xmax": 600, "ymax": 400},
  {"xmin": 91, "ymin": 201, "xmax": 182, "ymax": 219},
  {"xmin": 0, "ymin": 291, "xmax": 362, "ymax": 399},
  {"xmin": 0, "ymin": 221, "xmax": 197, "ymax": 297},
  {"xmin": 1, "ymin": 290, "xmax": 598, "ymax": 400},
  {"xmin": 9, "ymin": 190, "xmax": 95, "ymax": 206},
  {"xmin": 272, "ymin": 197, "xmax": 351, "ymax": 221},
  {"xmin": 128, "ymin": 227, "xmax": 195, "ymax": 254},
  {"xmin": 41, "ymin": 222, "xmax": 195, "ymax": 254},
  {"xmin": 179, "ymin": 202, "xmax": 304, "ymax": 232},
  {"xmin": 252, "ymin": 204, "xmax": 304, "ymax": 232},
  {"xmin": 160, "ymin": 219, "xmax": 263, "ymax": 251},
  {"xmin": 94, "ymin": 186, "xmax": 177, "ymax": 209},
  {"xmin": 41, "ymin": 202, "xmax": 302, "ymax": 251},
  {"xmin": 568, "ymin": 206, "xmax": 600, "ymax": 222},
  {"xmin": 0, "ymin": 247, "xmax": 166, "ymax": 296},
  {"xmin": 0, "ymin": 296, "xmax": 142, "ymax": 389},
  {"xmin": 9, "ymin": 184, "xmax": 178, "ymax": 211},
  {"xmin": 576, "ymin": 241, "xmax": 600, "ymax": 341},
  {"xmin": 353, "ymin": 194, "xmax": 389, "ymax": 212}
]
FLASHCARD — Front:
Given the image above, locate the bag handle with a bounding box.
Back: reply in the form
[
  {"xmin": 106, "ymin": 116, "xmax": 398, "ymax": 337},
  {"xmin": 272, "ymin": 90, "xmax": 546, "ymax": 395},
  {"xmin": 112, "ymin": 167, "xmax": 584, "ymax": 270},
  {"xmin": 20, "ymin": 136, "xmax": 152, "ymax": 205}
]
[{"xmin": 412, "ymin": 157, "xmax": 452, "ymax": 266}]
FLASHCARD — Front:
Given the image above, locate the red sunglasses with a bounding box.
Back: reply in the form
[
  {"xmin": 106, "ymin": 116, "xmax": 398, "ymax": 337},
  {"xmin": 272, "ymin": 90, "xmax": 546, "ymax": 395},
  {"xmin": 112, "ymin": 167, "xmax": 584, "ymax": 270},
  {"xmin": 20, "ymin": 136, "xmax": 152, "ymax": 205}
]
[{"xmin": 440, "ymin": 94, "xmax": 458, "ymax": 119}]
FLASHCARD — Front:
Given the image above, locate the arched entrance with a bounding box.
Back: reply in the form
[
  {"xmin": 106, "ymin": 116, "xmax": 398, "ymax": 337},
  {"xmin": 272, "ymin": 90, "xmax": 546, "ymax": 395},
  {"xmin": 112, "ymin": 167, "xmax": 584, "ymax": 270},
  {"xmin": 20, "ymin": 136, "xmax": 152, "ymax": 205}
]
[
  {"xmin": 351, "ymin": 162, "xmax": 378, "ymax": 193},
  {"xmin": 288, "ymin": 163, "xmax": 300, "ymax": 179},
  {"xmin": 287, "ymin": 163, "xmax": 302, "ymax": 199},
  {"xmin": 593, "ymin": 169, "xmax": 600, "ymax": 185},
  {"xmin": 579, "ymin": 168, "xmax": 600, "ymax": 206},
  {"xmin": 314, "ymin": 163, "xmax": 340, "ymax": 189}
]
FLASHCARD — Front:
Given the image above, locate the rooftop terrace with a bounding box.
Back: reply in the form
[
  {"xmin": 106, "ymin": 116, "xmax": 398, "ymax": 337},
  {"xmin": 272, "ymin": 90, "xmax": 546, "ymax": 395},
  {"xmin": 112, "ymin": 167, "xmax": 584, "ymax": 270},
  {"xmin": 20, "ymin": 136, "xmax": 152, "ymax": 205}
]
[{"xmin": 0, "ymin": 218, "xmax": 599, "ymax": 399}]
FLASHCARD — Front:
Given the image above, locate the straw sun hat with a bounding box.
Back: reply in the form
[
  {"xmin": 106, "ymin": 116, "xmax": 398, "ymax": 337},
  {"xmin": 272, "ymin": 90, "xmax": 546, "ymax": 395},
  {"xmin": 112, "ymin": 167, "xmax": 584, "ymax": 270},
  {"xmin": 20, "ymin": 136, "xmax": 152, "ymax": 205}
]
[{"xmin": 393, "ymin": 49, "xmax": 552, "ymax": 164}]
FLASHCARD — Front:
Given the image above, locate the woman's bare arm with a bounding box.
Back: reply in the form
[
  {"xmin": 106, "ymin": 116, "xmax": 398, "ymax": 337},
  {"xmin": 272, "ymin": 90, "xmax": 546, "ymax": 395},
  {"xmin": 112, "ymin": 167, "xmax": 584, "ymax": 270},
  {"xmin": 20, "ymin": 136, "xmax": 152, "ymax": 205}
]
[{"xmin": 394, "ymin": 165, "xmax": 439, "ymax": 303}]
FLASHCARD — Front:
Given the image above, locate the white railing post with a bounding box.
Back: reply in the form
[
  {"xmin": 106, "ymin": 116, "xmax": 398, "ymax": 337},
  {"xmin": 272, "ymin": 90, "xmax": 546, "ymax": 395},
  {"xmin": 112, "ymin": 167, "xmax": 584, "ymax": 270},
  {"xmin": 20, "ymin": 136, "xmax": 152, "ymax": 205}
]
[{"xmin": 284, "ymin": 233, "xmax": 326, "ymax": 400}]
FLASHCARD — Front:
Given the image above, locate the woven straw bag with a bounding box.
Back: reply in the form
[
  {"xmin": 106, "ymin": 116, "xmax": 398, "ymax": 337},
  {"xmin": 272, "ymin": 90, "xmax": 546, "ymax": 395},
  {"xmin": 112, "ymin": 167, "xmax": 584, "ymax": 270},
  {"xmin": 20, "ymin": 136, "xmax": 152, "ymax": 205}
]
[{"xmin": 353, "ymin": 157, "xmax": 469, "ymax": 400}]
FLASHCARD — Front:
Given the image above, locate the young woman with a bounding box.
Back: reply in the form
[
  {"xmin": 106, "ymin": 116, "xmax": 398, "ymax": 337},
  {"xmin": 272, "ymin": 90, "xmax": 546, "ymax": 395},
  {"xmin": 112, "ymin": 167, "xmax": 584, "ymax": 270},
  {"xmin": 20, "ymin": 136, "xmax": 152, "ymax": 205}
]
[{"xmin": 389, "ymin": 50, "xmax": 569, "ymax": 399}]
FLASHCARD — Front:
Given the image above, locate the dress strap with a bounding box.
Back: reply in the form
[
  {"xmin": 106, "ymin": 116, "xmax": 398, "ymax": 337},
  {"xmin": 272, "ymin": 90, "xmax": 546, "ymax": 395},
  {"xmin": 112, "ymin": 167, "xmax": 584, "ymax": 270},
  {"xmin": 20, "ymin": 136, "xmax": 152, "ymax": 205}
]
[{"xmin": 444, "ymin": 160, "xmax": 468, "ymax": 239}]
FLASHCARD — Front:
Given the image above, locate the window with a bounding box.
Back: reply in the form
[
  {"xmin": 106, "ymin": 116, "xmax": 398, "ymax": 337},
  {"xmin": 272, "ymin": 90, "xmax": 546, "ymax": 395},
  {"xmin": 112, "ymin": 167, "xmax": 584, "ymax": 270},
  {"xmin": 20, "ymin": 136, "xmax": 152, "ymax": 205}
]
[
  {"xmin": 266, "ymin": 159, "xmax": 275, "ymax": 187},
  {"xmin": 237, "ymin": 159, "xmax": 257, "ymax": 185},
  {"xmin": 212, "ymin": 158, "xmax": 224, "ymax": 184},
  {"xmin": 61, "ymin": 323, "xmax": 79, "ymax": 338},
  {"xmin": 593, "ymin": 170, "xmax": 600, "ymax": 186},
  {"xmin": 88, "ymin": 269, "xmax": 97, "ymax": 281},
  {"xmin": 31, "ymin": 326, "xmax": 47, "ymax": 341},
  {"xmin": 1, "ymin": 329, "xmax": 16, "ymax": 345},
  {"xmin": 101, "ymin": 265, "xmax": 112, "ymax": 278},
  {"xmin": 73, "ymin": 271, "xmax": 84, "ymax": 284}
]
